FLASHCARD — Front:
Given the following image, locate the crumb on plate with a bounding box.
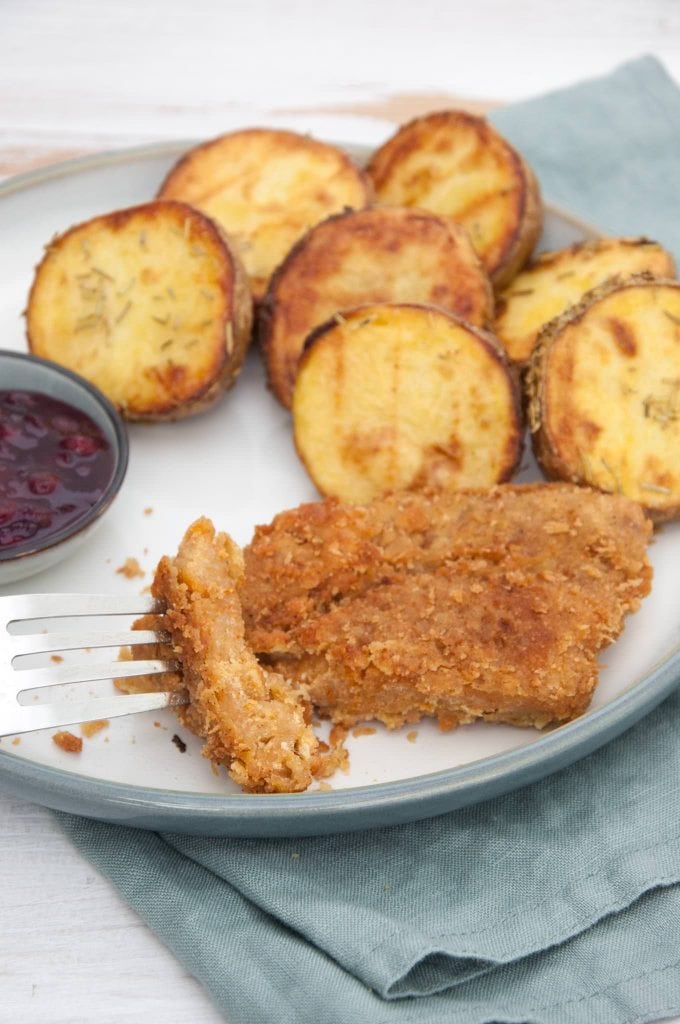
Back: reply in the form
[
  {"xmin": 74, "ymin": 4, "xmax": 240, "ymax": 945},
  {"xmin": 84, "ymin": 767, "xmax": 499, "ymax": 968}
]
[
  {"xmin": 52, "ymin": 731, "xmax": 83, "ymax": 753},
  {"xmin": 116, "ymin": 557, "xmax": 144, "ymax": 579},
  {"xmin": 81, "ymin": 719, "xmax": 109, "ymax": 738}
]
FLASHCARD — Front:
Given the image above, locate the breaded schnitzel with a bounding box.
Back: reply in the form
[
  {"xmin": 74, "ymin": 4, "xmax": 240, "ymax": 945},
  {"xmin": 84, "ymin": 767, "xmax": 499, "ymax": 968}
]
[
  {"xmin": 149, "ymin": 517, "xmax": 318, "ymax": 793},
  {"xmin": 241, "ymin": 484, "xmax": 652, "ymax": 731},
  {"xmin": 125, "ymin": 485, "xmax": 651, "ymax": 792}
]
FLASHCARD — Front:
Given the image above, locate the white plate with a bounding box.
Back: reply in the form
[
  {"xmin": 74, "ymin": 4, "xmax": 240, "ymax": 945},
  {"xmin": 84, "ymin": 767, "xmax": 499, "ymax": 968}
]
[{"xmin": 0, "ymin": 142, "xmax": 678, "ymax": 836}]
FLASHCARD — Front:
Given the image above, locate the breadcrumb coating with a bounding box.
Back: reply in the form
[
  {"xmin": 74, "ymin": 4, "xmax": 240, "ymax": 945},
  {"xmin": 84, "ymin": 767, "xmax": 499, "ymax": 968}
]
[
  {"xmin": 241, "ymin": 484, "xmax": 652, "ymax": 730},
  {"xmin": 122, "ymin": 485, "xmax": 652, "ymax": 792},
  {"xmin": 150, "ymin": 517, "xmax": 318, "ymax": 793}
]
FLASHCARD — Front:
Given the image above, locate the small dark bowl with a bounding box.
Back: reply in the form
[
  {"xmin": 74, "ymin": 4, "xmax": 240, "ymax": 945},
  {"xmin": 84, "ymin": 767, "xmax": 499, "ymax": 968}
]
[{"xmin": 0, "ymin": 350, "xmax": 129, "ymax": 583}]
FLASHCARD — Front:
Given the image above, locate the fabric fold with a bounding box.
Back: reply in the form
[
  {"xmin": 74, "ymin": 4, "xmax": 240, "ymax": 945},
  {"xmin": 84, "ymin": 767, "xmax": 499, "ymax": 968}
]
[
  {"xmin": 144, "ymin": 687, "xmax": 680, "ymax": 1000},
  {"xmin": 58, "ymin": 687, "xmax": 680, "ymax": 1020},
  {"xmin": 58, "ymin": 813, "xmax": 680, "ymax": 1024},
  {"xmin": 491, "ymin": 55, "xmax": 680, "ymax": 256}
]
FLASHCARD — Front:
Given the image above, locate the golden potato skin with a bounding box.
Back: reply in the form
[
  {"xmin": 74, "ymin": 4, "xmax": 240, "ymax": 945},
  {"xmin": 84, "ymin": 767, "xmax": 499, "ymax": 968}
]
[
  {"xmin": 27, "ymin": 201, "xmax": 252, "ymax": 421},
  {"xmin": 293, "ymin": 303, "xmax": 522, "ymax": 504},
  {"xmin": 366, "ymin": 111, "xmax": 543, "ymax": 288},
  {"xmin": 157, "ymin": 129, "xmax": 372, "ymax": 299},
  {"xmin": 260, "ymin": 206, "xmax": 494, "ymax": 408},
  {"xmin": 527, "ymin": 275, "xmax": 680, "ymax": 521},
  {"xmin": 495, "ymin": 238, "xmax": 677, "ymax": 365}
]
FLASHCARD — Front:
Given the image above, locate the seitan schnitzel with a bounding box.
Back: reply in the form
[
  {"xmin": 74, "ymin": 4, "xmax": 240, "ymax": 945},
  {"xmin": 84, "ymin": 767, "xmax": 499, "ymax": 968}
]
[
  {"xmin": 148, "ymin": 517, "xmax": 318, "ymax": 793},
  {"xmin": 241, "ymin": 484, "xmax": 652, "ymax": 731},
  {"xmin": 127, "ymin": 484, "xmax": 652, "ymax": 792}
]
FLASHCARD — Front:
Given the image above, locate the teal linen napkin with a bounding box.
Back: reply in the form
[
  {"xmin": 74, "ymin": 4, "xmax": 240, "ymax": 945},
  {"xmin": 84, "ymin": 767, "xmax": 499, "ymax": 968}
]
[{"xmin": 59, "ymin": 56, "xmax": 680, "ymax": 1024}]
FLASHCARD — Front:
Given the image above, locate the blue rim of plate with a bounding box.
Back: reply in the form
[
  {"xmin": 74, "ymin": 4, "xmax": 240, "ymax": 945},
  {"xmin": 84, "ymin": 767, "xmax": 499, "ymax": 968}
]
[
  {"xmin": 1, "ymin": 646, "xmax": 679, "ymax": 836},
  {"xmin": 0, "ymin": 141, "xmax": 672, "ymax": 838}
]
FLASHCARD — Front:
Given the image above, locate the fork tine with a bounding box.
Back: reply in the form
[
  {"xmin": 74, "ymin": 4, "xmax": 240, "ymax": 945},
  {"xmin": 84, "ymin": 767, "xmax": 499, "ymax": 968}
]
[
  {"xmin": 0, "ymin": 593, "xmax": 186, "ymax": 737},
  {"xmin": 0, "ymin": 593, "xmax": 161, "ymax": 624},
  {"xmin": 8, "ymin": 629, "xmax": 167, "ymax": 659},
  {"xmin": 12, "ymin": 658, "xmax": 179, "ymax": 695},
  {"xmin": 0, "ymin": 690, "xmax": 189, "ymax": 737}
]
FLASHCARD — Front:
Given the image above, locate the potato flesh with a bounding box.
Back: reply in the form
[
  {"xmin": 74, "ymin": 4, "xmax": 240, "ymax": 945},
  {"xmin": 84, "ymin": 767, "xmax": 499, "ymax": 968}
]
[
  {"xmin": 264, "ymin": 207, "xmax": 493, "ymax": 407},
  {"xmin": 293, "ymin": 306, "xmax": 520, "ymax": 504},
  {"xmin": 543, "ymin": 284, "xmax": 680, "ymax": 513},
  {"xmin": 496, "ymin": 240, "xmax": 677, "ymax": 363},
  {"xmin": 368, "ymin": 115, "xmax": 530, "ymax": 281},
  {"xmin": 159, "ymin": 131, "xmax": 369, "ymax": 297},
  {"xmin": 28, "ymin": 206, "xmax": 237, "ymax": 417}
]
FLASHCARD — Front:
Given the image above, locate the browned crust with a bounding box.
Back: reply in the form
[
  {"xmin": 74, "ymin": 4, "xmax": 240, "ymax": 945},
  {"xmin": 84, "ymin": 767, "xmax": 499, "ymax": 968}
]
[
  {"xmin": 504, "ymin": 236, "xmax": 676, "ymax": 285},
  {"xmin": 498, "ymin": 157, "xmax": 543, "ymax": 289},
  {"xmin": 366, "ymin": 110, "xmax": 485, "ymax": 184},
  {"xmin": 259, "ymin": 206, "xmax": 494, "ymax": 407},
  {"xmin": 26, "ymin": 200, "xmax": 253, "ymax": 422},
  {"xmin": 526, "ymin": 273, "xmax": 680, "ymax": 522},
  {"xmin": 158, "ymin": 129, "xmax": 372, "ymax": 300},
  {"xmin": 293, "ymin": 302, "xmax": 523, "ymax": 492},
  {"xmin": 242, "ymin": 484, "xmax": 653, "ymax": 730},
  {"xmin": 365, "ymin": 110, "xmax": 543, "ymax": 288},
  {"xmin": 173, "ymin": 217, "xmax": 253, "ymax": 422},
  {"xmin": 151, "ymin": 517, "xmax": 319, "ymax": 793},
  {"xmin": 157, "ymin": 127, "xmax": 372, "ymax": 205},
  {"xmin": 495, "ymin": 237, "xmax": 677, "ymax": 371}
]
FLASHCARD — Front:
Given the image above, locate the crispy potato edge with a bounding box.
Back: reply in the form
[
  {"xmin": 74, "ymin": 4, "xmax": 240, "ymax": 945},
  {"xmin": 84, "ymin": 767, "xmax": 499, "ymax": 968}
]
[
  {"xmin": 365, "ymin": 109, "xmax": 544, "ymax": 289},
  {"xmin": 258, "ymin": 206, "xmax": 495, "ymax": 408},
  {"xmin": 495, "ymin": 237, "xmax": 677, "ymax": 370},
  {"xmin": 26, "ymin": 200, "xmax": 253, "ymax": 422},
  {"xmin": 157, "ymin": 127, "xmax": 373, "ymax": 205},
  {"xmin": 504, "ymin": 236, "xmax": 676, "ymax": 281},
  {"xmin": 526, "ymin": 272, "xmax": 680, "ymax": 522},
  {"xmin": 494, "ymin": 157, "xmax": 543, "ymax": 290},
  {"xmin": 294, "ymin": 302, "xmax": 524, "ymax": 491}
]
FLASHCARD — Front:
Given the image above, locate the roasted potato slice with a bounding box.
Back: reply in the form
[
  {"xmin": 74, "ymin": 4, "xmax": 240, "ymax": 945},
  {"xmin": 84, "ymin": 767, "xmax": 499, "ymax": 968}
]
[
  {"xmin": 293, "ymin": 303, "xmax": 522, "ymax": 504},
  {"xmin": 27, "ymin": 201, "xmax": 252, "ymax": 421},
  {"xmin": 157, "ymin": 129, "xmax": 371, "ymax": 299},
  {"xmin": 366, "ymin": 111, "xmax": 542, "ymax": 288},
  {"xmin": 495, "ymin": 238, "xmax": 676, "ymax": 365},
  {"xmin": 527, "ymin": 275, "xmax": 680, "ymax": 521},
  {"xmin": 261, "ymin": 206, "xmax": 494, "ymax": 407}
]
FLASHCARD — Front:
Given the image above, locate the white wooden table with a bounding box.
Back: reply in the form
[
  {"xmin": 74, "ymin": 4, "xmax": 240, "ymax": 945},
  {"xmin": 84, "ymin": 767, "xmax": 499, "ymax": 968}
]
[{"xmin": 2, "ymin": 2, "xmax": 680, "ymax": 1021}]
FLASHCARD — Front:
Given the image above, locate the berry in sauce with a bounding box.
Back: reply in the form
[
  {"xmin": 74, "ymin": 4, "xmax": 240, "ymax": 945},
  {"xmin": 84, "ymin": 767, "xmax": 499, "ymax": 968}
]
[
  {"xmin": 0, "ymin": 390, "xmax": 114, "ymax": 553},
  {"xmin": 27, "ymin": 471, "xmax": 60, "ymax": 495},
  {"xmin": 61, "ymin": 433, "xmax": 101, "ymax": 456}
]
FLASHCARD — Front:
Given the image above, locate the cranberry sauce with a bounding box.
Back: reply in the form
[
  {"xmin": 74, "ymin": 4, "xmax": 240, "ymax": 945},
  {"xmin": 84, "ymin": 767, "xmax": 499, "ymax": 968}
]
[{"xmin": 0, "ymin": 390, "xmax": 114, "ymax": 553}]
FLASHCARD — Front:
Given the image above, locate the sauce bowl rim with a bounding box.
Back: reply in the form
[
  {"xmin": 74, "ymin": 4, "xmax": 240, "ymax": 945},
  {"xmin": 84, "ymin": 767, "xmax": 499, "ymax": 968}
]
[{"xmin": 0, "ymin": 349, "xmax": 129, "ymax": 562}]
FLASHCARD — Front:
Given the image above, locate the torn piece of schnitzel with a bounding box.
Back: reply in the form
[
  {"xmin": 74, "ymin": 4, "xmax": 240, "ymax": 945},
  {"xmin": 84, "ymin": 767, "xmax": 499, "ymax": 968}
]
[
  {"xmin": 150, "ymin": 517, "xmax": 319, "ymax": 793},
  {"xmin": 241, "ymin": 484, "xmax": 652, "ymax": 730}
]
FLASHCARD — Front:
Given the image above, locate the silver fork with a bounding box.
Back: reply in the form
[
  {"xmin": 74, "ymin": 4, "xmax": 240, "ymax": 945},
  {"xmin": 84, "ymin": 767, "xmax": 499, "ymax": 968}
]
[{"xmin": 0, "ymin": 593, "xmax": 187, "ymax": 737}]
